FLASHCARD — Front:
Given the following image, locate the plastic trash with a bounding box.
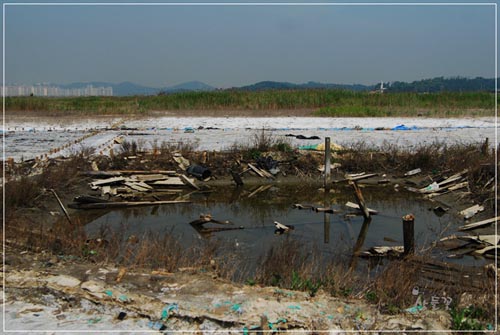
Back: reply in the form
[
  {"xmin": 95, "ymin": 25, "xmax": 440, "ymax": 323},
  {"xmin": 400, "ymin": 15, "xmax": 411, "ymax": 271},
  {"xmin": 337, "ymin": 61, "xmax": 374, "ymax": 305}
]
[
  {"xmin": 161, "ymin": 303, "xmax": 179, "ymax": 320},
  {"xmin": 88, "ymin": 317, "xmax": 102, "ymax": 324},
  {"xmin": 256, "ymin": 156, "xmax": 278, "ymax": 171},
  {"xmin": 186, "ymin": 165, "xmax": 211, "ymax": 180},
  {"xmin": 423, "ymin": 182, "xmax": 439, "ymax": 192},
  {"xmin": 393, "ymin": 124, "xmax": 420, "ymax": 131},
  {"xmin": 405, "ymin": 305, "xmax": 424, "ymax": 314},
  {"xmin": 118, "ymin": 294, "xmax": 129, "ymax": 302},
  {"xmin": 231, "ymin": 303, "xmax": 243, "ymax": 314},
  {"xmin": 117, "ymin": 312, "xmax": 127, "ymax": 320}
]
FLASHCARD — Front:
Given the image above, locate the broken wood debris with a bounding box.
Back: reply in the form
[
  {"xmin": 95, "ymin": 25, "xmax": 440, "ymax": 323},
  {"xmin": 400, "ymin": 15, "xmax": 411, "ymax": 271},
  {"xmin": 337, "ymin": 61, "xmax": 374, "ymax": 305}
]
[
  {"xmin": 90, "ymin": 176, "xmax": 126, "ymax": 188},
  {"xmin": 412, "ymin": 169, "xmax": 469, "ymax": 195},
  {"xmin": 179, "ymin": 174, "xmax": 200, "ymax": 190},
  {"xmin": 292, "ymin": 204, "xmax": 314, "ymax": 210},
  {"xmin": 68, "ymin": 200, "xmax": 190, "ymax": 210},
  {"xmin": 345, "ymin": 201, "xmax": 378, "ymax": 215},
  {"xmin": 350, "ymin": 181, "xmax": 371, "ymax": 219},
  {"xmin": 314, "ymin": 207, "xmax": 339, "ymax": 214},
  {"xmin": 404, "ymin": 168, "xmax": 421, "ymax": 177},
  {"xmin": 247, "ymin": 163, "xmax": 275, "ymax": 179},
  {"xmin": 274, "ymin": 221, "xmax": 294, "ymax": 234},
  {"xmin": 439, "ymin": 234, "xmax": 499, "ymax": 258},
  {"xmin": 247, "ymin": 184, "xmax": 272, "ymax": 198},
  {"xmin": 459, "ymin": 204, "xmax": 484, "ymax": 219},
  {"xmin": 345, "ymin": 172, "xmax": 378, "ymax": 182},
  {"xmin": 458, "ymin": 216, "xmax": 499, "ymax": 231},
  {"xmin": 189, "ymin": 214, "xmax": 243, "ymax": 235},
  {"xmin": 49, "ymin": 189, "xmax": 72, "ymax": 225},
  {"xmin": 360, "ymin": 246, "xmax": 404, "ymax": 257},
  {"xmin": 123, "ymin": 181, "xmax": 153, "ymax": 192}
]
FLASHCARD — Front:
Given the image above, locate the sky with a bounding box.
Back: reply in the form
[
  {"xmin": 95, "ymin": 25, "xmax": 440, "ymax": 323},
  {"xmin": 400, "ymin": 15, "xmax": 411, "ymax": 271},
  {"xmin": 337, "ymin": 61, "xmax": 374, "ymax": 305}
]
[{"xmin": 2, "ymin": 1, "xmax": 497, "ymax": 88}]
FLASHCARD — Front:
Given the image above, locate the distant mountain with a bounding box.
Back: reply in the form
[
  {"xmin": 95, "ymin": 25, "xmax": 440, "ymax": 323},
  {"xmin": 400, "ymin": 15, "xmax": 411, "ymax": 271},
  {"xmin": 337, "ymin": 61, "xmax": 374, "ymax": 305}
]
[
  {"xmin": 237, "ymin": 80, "xmax": 374, "ymax": 91},
  {"xmin": 163, "ymin": 81, "xmax": 215, "ymax": 92},
  {"xmin": 28, "ymin": 76, "xmax": 498, "ymax": 97}
]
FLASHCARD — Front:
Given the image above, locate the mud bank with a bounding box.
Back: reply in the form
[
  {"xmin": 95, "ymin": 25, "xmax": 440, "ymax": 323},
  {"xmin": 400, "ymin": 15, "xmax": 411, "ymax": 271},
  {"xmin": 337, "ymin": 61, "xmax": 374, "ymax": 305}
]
[{"xmin": 3, "ymin": 246, "xmax": 455, "ymax": 333}]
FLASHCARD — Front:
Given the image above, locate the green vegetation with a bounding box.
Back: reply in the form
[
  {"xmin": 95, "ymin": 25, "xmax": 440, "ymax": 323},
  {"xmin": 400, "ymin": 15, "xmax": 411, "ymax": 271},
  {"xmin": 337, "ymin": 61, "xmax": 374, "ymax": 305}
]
[
  {"xmin": 450, "ymin": 305, "xmax": 489, "ymax": 330},
  {"xmin": 5, "ymin": 90, "xmax": 495, "ymax": 117}
]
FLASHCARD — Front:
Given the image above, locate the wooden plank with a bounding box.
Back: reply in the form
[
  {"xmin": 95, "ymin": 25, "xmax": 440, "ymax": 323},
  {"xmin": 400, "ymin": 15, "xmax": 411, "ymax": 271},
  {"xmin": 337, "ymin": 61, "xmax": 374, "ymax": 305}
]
[
  {"xmin": 437, "ymin": 169, "xmax": 468, "ymax": 187},
  {"xmin": 345, "ymin": 201, "xmax": 378, "ymax": 215},
  {"xmin": 68, "ymin": 200, "xmax": 190, "ymax": 210},
  {"xmin": 124, "ymin": 182, "xmax": 152, "ymax": 192},
  {"xmin": 459, "ymin": 216, "xmax": 500, "ymax": 231},
  {"xmin": 114, "ymin": 170, "xmax": 177, "ymax": 176},
  {"xmin": 90, "ymin": 176, "xmax": 126, "ymax": 187},
  {"xmin": 180, "ymin": 174, "xmax": 200, "ymax": 190},
  {"xmin": 247, "ymin": 184, "xmax": 272, "ymax": 198},
  {"xmin": 345, "ymin": 173, "xmax": 378, "ymax": 182},
  {"xmin": 151, "ymin": 178, "xmax": 185, "ymax": 187},
  {"xmin": 447, "ymin": 181, "xmax": 469, "ymax": 191},
  {"xmin": 350, "ymin": 181, "xmax": 370, "ymax": 219},
  {"xmin": 49, "ymin": 189, "xmax": 72, "ymax": 225},
  {"xmin": 404, "ymin": 168, "xmax": 421, "ymax": 176},
  {"xmin": 459, "ymin": 204, "xmax": 485, "ymax": 219},
  {"xmin": 247, "ymin": 163, "xmax": 265, "ymax": 178},
  {"xmin": 473, "ymin": 245, "xmax": 499, "ymax": 255},
  {"xmin": 132, "ymin": 174, "xmax": 169, "ymax": 182},
  {"xmin": 80, "ymin": 171, "xmax": 122, "ymax": 178}
]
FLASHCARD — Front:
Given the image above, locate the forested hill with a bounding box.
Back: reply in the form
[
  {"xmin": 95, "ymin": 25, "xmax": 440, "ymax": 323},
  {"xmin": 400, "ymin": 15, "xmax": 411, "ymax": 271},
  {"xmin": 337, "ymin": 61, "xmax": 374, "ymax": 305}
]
[{"xmin": 386, "ymin": 77, "xmax": 495, "ymax": 93}]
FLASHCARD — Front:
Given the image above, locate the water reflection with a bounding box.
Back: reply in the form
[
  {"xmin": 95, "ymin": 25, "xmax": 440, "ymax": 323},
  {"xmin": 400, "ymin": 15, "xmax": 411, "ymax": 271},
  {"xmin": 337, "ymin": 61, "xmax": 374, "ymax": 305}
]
[{"xmin": 82, "ymin": 184, "xmax": 466, "ymax": 271}]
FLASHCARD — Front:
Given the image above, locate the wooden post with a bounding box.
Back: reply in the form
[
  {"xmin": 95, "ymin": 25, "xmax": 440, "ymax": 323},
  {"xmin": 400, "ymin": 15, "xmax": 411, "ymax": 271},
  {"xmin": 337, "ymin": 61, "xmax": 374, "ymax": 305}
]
[
  {"xmin": 402, "ymin": 214, "xmax": 415, "ymax": 256},
  {"xmin": 350, "ymin": 217, "xmax": 372, "ymax": 270},
  {"xmin": 324, "ymin": 137, "xmax": 331, "ymax": 190},
  {"xmin": 350, "ymin": 181, "xmax": 370, "ymax": 219}
]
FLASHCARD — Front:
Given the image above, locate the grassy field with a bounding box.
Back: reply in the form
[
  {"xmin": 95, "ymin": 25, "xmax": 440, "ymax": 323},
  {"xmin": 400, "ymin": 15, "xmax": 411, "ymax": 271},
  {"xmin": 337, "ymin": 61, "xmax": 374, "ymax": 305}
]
[{"xmin": 5, "ymin": 90, "xmax": 496, "ymax": 117}]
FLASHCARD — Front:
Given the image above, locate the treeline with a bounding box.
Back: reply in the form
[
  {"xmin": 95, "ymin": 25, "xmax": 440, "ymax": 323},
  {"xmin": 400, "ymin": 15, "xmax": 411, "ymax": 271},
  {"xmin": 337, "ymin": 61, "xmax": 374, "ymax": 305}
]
[{"xmin": 387, "ymin": 77, "xmax": 495, "ymax": 93}]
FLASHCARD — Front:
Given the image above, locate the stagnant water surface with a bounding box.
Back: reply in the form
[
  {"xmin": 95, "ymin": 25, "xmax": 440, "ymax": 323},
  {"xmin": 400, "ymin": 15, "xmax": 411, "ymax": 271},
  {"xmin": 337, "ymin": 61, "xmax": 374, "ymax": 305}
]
[{"xmin": 84, "ymin": 184, "xmax": 487, "ymax": 276}]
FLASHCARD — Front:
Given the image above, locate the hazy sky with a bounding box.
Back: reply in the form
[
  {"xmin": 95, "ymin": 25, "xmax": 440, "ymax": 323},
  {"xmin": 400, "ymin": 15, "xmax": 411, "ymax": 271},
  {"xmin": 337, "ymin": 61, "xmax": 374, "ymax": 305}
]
[{"xmin": 3, "ymin": 1, "xmax": 497, "ymax": 88}]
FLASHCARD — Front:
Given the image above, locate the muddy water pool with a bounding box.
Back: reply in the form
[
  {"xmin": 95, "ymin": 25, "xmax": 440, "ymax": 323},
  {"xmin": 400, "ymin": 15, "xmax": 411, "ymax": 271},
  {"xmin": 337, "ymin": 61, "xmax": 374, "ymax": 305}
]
[{"xmin": 83, "ymin": 184, "xmax": 487, "ymax": 277}]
